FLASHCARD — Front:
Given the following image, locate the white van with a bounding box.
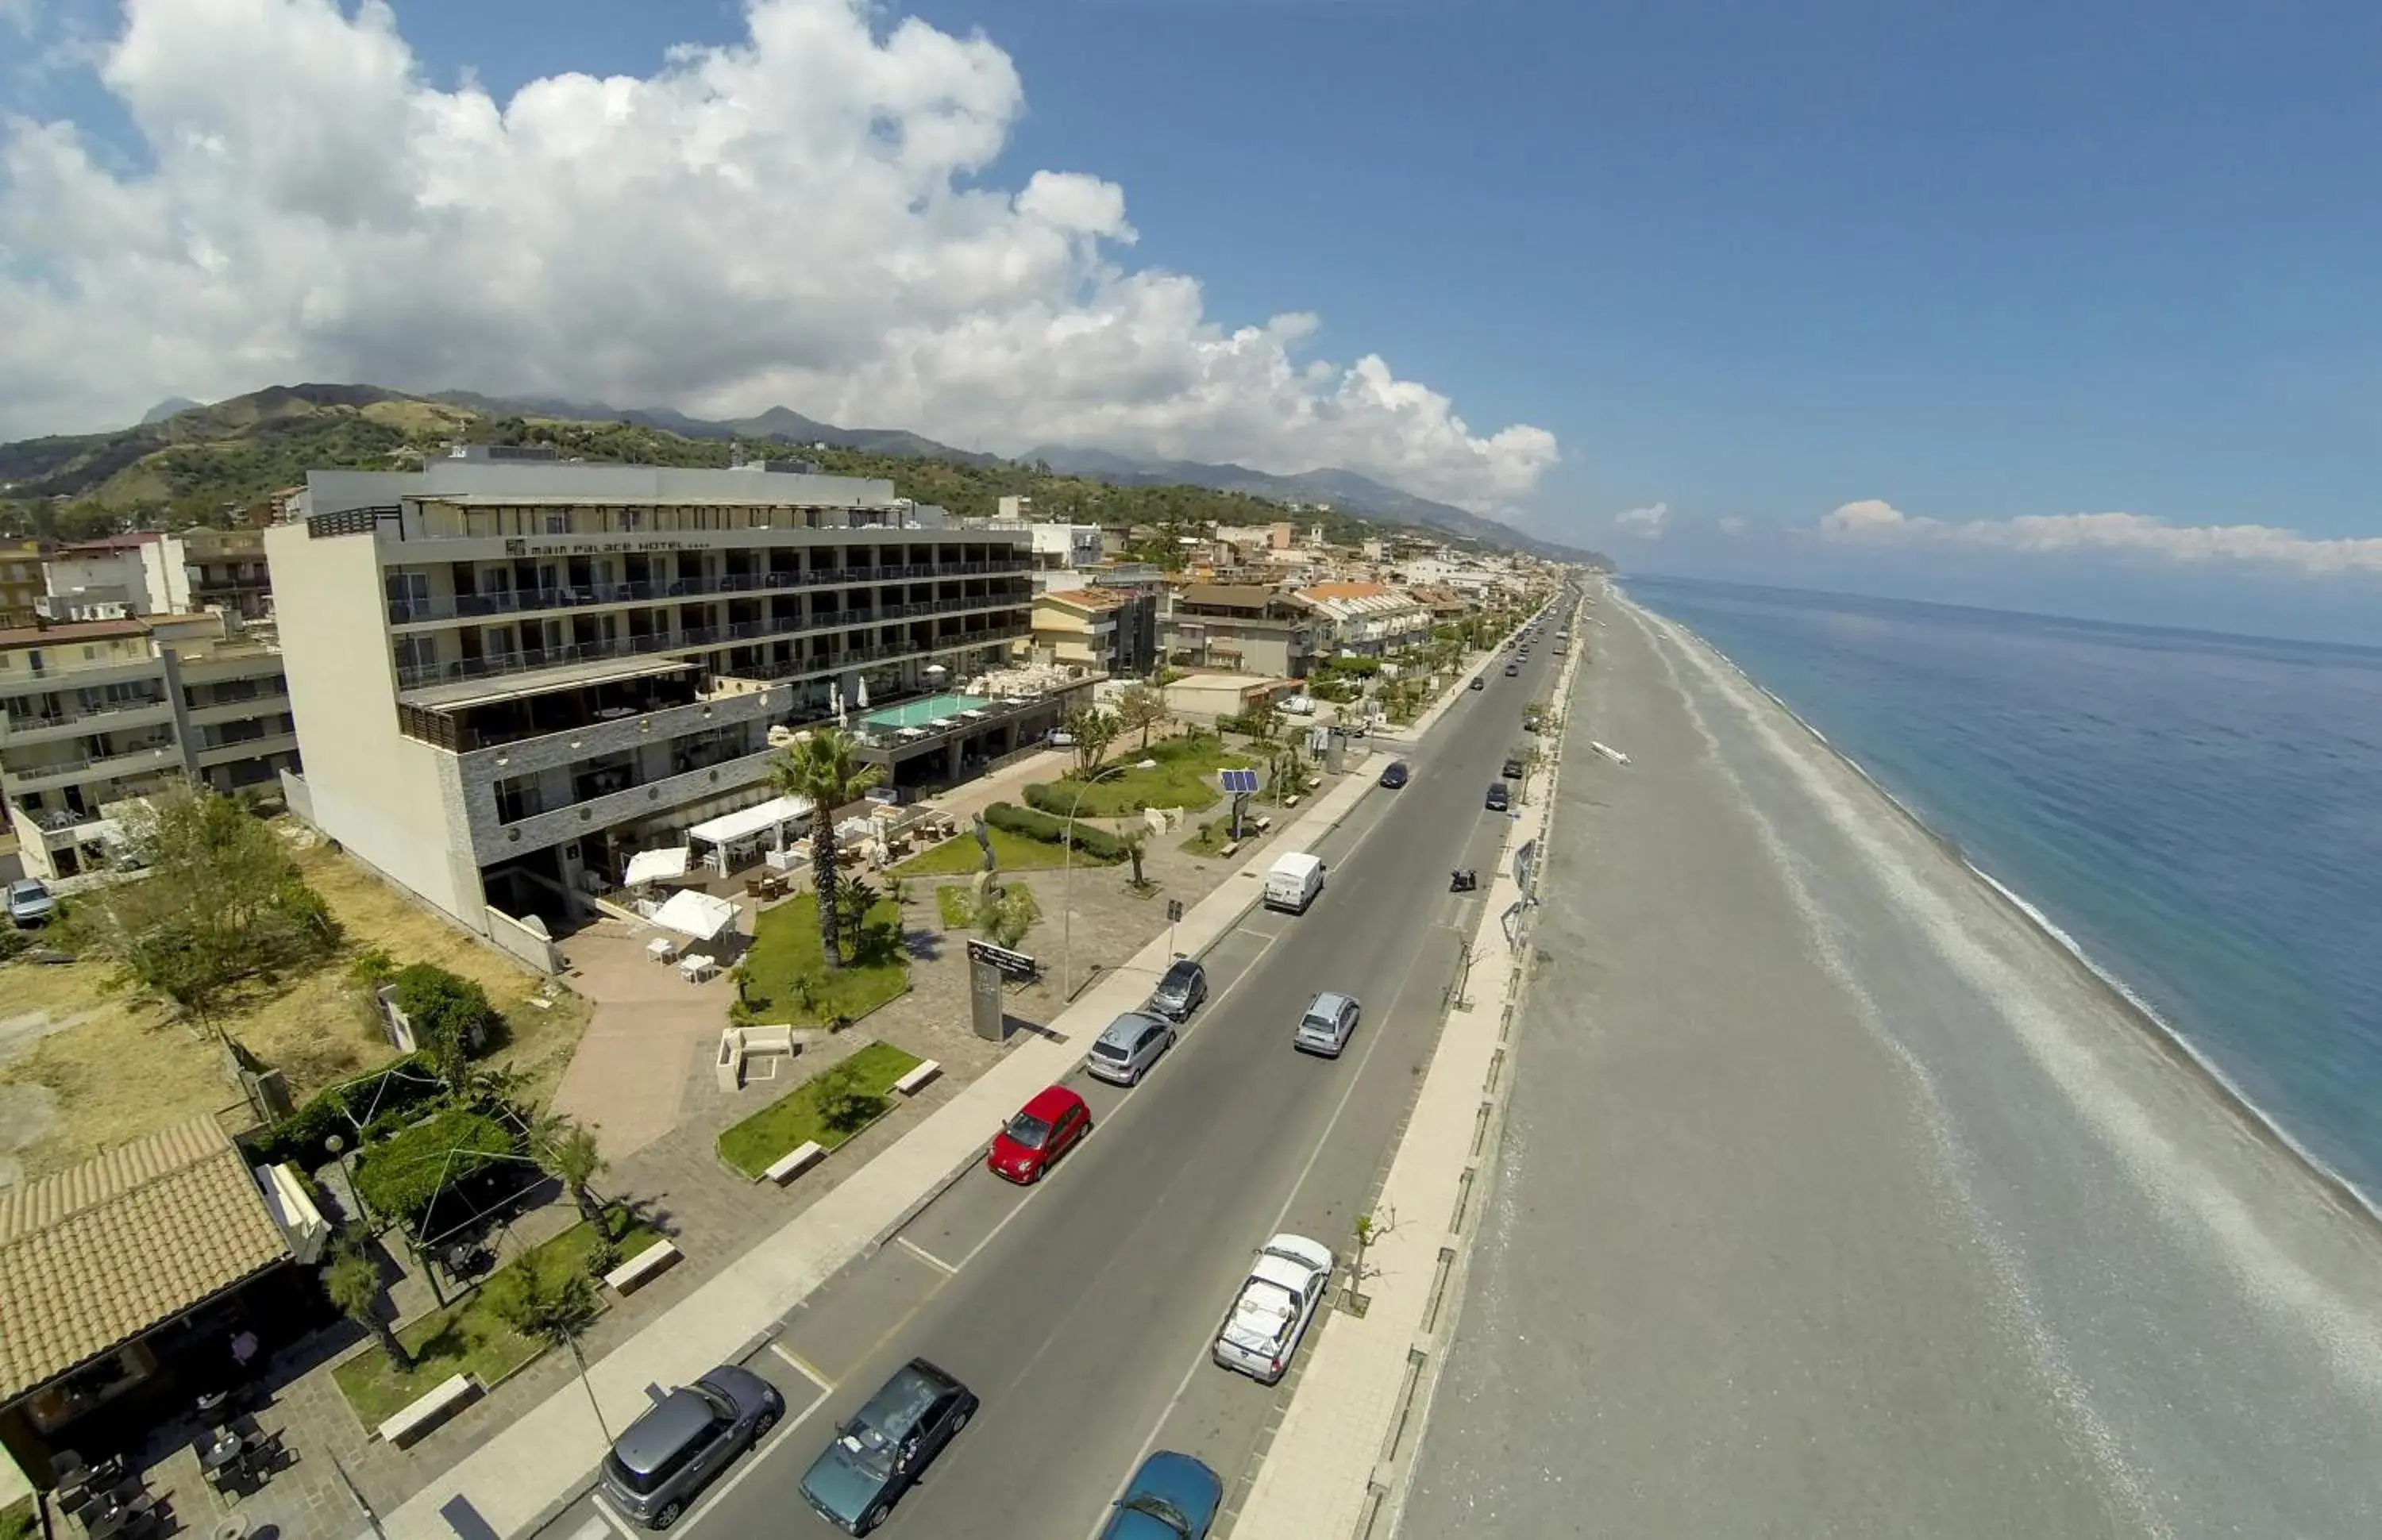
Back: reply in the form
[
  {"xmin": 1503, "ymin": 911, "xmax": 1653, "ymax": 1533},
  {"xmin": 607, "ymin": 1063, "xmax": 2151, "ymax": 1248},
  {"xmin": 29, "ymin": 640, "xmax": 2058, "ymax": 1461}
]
[{"xmin": 1263, "ymin": 852, "xmax": 1325, "ymax": 914}]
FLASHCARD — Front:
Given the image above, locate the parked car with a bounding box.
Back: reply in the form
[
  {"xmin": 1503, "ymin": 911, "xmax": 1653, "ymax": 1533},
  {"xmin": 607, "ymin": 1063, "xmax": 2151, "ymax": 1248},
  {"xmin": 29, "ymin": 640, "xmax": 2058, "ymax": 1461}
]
[
  {"xmin": 599, "ymin": 1365, "xmax": 784, "ymax": 1529},
  {"xmin": 799, "ymin": 1359, "xmax": 978, "ymax": 1534},
  {"xmin": 1501, "ymin": 755, "xmax": 1526, "ymax": 780},
  {"xmin": 1089, "ymin": 1011, "xmax": 1177, "ymax": 1087},
  {"xmin": 988, "ymin": 1084, "xmax": 1093, "ymax": 1183},
  {"xmin": 1468, "ymin": 676, "xmax": 1486, "ymax": 691},
  {"xmin": 1100, "ymin": 1451, "xmax": 1224, "ymax": 1540},
  {"xmin": 1293, "ymin": 991, "xmax": 1361, "ymax": 1058},
  {"xmin": 1147, "ymin": 957, "xmax": 1208, "ymax": 1021},
  {"xmin": 1378, "ymin": 760, "xmax": 1410, "ymax": 789},
  {"xmin": 1486, "ymin": 782, "xmax": 1510, "ymax": 813},
  {"xmin": 6, "ymin": 878, "xmax": 55, "ymax": 927},
  {"xmin": 1211, "ymin": 1234, "xmax": 1336, "ymax": 1384}
]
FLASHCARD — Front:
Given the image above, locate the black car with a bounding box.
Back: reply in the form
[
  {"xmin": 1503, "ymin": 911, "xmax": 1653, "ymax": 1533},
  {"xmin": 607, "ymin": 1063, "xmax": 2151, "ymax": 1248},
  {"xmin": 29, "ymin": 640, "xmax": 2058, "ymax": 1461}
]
[
  {"xmin": 1468, "ymin": 676, "xmax": 1486, "ymax": 691},
  {"xmin": 599, "ymin": 1365, "xmax": 784, "ymax": 1529},
  {"xmin": 1378, "ymin": 760, "xmax": 1411, "ymax": 789},
  {"xmin": 1501, "ymin": 756, "xmax": 1525, "ymax": 780},
  {"xmin": 800, "ymin": 1360, "xmax": 977, "ymax": 1534},
  {"xmin": 1147, "ymin": 957, "xmax": 1209, "ymax": 1021},
  {"xmin": 1502, "ymin": 664, "xmax": 1519, "ymax": 678},
  {"xmin": 1486, "ymin": 781, "xmax": 1510, "ymax": 812}
]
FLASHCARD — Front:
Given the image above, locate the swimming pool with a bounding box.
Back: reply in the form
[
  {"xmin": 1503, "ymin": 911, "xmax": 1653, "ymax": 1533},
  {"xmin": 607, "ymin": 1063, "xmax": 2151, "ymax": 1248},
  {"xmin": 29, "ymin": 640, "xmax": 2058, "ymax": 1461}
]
[{"xmin": 861, "ymin": 693, "xmax": 992, "ymax": 730}]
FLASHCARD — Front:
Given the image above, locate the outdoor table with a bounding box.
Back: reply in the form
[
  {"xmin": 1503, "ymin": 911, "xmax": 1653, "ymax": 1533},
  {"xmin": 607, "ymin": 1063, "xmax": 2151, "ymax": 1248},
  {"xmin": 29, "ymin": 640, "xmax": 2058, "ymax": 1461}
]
[
  {"xmin": 678, "ymin": 954, "xmax": 716, "ymax": 983},
  {"xmin": 200, "ymin": 1428, "xmax": 245, "ymax": 1486},
  {"xmin": 645, "ymin": 936, "xmax": 678, "ymax": 963}
]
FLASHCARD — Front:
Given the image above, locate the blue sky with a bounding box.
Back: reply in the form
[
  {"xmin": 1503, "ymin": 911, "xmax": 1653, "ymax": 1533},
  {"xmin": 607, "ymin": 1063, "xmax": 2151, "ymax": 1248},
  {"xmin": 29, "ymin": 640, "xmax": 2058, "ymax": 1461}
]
[{"xmin": 6, "ymin": 0, "xmax": 2381, "ymax": 637}]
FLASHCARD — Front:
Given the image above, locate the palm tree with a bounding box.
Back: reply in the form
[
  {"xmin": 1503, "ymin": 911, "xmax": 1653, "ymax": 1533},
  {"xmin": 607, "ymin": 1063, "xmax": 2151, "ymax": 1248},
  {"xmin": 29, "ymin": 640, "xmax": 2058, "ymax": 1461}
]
[
  {"xmin": 535, "ymin": 1115, "xmax": 607, "ymax": 1224},
  {"xmin": 325, "ymin": 1245, "xmax": 409, "ymax": 1371},
  {"xmin": 765, "ymin": 728, "xmax": 884, "ymax": 971},
  {"xmin": 491, "ymin": 1265, "xmax": 610, "ymax": 1442}
]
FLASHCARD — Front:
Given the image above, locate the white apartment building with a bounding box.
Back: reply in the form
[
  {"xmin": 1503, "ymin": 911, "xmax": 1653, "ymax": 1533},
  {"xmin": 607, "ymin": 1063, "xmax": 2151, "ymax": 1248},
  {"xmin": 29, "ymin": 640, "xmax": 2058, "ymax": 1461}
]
[
  {"xmin": 0, "ymin": 612, "xmax": 298, "ymax": 878},
  {"xmin": 1296, "ymin": 582, "xmax": 1436, "ymax": 657},
  {"xmin": 264, "ymin": 461, "xmax": 1035, "ymax": 940}
]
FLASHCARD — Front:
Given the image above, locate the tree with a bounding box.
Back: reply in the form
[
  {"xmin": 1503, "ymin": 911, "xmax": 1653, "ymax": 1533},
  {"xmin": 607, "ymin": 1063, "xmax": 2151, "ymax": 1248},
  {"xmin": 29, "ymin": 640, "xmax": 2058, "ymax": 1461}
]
[
  {"xmin": 351, "ymin": 1107, "xmax": 516, "ymax": 1222},
  {"xmin": 535, "ymin": 1115, "xmax": 607, "ymax": 1224},
  {"xmin": 972, "ymin": 884, "xmax": 1037, "ymax": 950},
  {"xmin": 387, "ymin": 964, "xmax": 503, "ymax": 1094},
  {"xmin": 1064, "ymin": 706, "xmax": 1119, "ymax": 776},
  {"xmin": 765, "ymin": 730, "xmax": 885, "ymax": 972},
  {"xmin": 1120, "ymin": 828, "xmax": 1152, "ymax": 893},
  {"xmin": 1243, "ymin": 695, "xmax": 1282, "ymax": 745},
  {"xmin": 66, "ymin": 787, "xmax": 341, "ymax": 1045},
  {"xmin": 324, "ymin": 1245, "xmax": 408, "ymax": 1372},
  {"xmin": 1113, "ymin": 684, "xmax": 1167, "ymax": 751},
  {"xmin": 831, "ymin": 873, "xmax": 882, "ymax": 947},
  {"xmin": 489, "ymin": 1265, "xmax": 610, "ymax": 1442}
]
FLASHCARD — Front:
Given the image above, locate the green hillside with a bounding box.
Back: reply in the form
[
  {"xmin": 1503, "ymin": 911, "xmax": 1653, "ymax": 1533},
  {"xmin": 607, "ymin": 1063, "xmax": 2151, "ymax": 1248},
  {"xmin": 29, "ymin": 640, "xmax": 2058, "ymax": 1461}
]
[{"xmin": 0, "ymin": 384, "xmax": 1402, "ymax": 558}]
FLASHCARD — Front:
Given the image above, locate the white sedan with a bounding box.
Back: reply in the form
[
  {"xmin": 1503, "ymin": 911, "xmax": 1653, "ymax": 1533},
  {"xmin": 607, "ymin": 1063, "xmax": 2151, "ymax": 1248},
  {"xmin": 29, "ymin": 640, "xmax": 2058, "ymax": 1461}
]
[{"xmin": 1211, "ymin": 1234, "xmax": 1336, "ymax": 1384}]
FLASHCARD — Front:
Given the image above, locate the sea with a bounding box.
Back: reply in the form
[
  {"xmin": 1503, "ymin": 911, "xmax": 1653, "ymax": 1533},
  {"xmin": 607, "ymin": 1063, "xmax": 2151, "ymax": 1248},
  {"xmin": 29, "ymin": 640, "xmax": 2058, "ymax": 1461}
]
[{"xmin": 1625, "ymin": 576, "xmax": 2382, "ymax": 1210}]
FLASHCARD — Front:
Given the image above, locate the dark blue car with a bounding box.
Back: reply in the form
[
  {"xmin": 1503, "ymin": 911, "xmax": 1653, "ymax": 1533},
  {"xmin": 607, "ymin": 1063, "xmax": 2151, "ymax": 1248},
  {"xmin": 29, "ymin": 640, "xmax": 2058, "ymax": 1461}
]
[{"xmin": 1099, "ymin": 1451, "xmax": 1224, "ymax": 1539}]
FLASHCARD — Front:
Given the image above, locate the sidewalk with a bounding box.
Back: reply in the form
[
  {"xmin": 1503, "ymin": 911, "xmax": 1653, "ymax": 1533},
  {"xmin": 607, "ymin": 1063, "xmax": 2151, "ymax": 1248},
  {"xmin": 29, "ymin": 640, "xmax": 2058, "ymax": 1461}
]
[
  {"xmin": 1231, "ymin": 611, "xmax": 1586, "ymax": 1540},
  {"xmin": 376, "ymin": 749, "xmax": 1390, "ymax": 1540}
]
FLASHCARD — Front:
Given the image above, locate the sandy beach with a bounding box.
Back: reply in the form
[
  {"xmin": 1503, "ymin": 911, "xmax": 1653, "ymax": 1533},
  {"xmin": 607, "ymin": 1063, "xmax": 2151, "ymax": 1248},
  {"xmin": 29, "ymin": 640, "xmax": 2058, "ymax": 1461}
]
[{"xmin": 1398, "ymin": 585, "xmax": 2382, "ymax": 1538}]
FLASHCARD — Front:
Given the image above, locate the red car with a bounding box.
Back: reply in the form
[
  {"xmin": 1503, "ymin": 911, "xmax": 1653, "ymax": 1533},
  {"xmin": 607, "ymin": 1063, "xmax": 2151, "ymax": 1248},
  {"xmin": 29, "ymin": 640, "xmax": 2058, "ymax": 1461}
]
[{"xmin": 988, "ymin": 1085, "xmax": 1093, "ymax": 1184}]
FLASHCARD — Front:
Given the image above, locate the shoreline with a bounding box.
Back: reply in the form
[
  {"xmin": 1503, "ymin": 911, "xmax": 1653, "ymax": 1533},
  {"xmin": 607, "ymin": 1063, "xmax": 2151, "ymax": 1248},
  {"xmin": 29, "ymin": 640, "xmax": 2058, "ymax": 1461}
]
[{"xmin": 1618, "ymin": 583, "xmax": 2382, "ymax": 1238}]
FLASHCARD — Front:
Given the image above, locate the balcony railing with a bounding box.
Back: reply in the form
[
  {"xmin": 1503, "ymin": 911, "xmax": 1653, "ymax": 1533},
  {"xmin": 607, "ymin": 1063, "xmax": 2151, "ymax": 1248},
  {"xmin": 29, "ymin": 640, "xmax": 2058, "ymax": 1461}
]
[
  {"xmin": 395, "ymin": 599, "xmax": 1031, "ymax": 690},
  {"xmin": 387, "ymin": 556, "xmax": 1035, "ymax": 625}
]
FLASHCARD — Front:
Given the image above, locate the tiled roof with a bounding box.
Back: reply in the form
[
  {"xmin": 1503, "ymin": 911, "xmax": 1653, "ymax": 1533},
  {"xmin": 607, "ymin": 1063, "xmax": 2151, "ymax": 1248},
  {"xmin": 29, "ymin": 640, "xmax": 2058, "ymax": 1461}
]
[
  {"xmin": 1035, "ymin": 588, "xmax": 1131, "ymax": 614},
  {"xmin": 1299, "ymin": 582, "xmax": 1394, "ymax": 601},
  {"xmin": 0, "ymin": 1118, "xmax": 291, "ymax": 1402}
]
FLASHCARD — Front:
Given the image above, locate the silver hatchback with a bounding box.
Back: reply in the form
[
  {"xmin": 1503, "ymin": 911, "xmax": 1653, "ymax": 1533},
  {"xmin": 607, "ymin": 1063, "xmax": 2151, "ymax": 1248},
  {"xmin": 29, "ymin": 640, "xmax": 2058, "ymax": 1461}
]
[
  {"xmin": 1089, "ymin": 1010, "xmax": 1177, "ymax": 1086},
  {"xmin": 599, "ymin": 1365, "xmax": 783, "ymax": 1528},
  {"xmin": 1293, "ymin": 992, "xmax": 1361, "ymax": 1058}
]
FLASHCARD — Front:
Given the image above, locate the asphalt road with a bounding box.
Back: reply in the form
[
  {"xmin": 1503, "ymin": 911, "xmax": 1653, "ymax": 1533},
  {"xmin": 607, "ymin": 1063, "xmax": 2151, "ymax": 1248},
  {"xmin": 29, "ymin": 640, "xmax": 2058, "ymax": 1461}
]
[
  {"xmin": 534, "ymin": 607, "xmax": 1574, "ymax": 1540},
  {"xmin": 1397, "ymin": 590, "xmax": 2382, "ymax": 1538}
]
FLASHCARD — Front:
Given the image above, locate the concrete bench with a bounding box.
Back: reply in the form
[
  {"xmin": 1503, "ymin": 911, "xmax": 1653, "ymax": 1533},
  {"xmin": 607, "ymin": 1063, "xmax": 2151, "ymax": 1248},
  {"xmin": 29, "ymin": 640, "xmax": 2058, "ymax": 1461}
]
[
  {"xmin": 376, "ymin": 1373, "xmax": 477, "ymax": 1447},
  {"xmin": 1219, "ymin": 841, "xmax": 1241, "ymax": 859},
  {"xmin": 603, "ymin": 1238, "xmax": 683, "ymax": 1295},
  {"xmin": 765, "ymin": 1141, "xmax": 827, "ymax": 1185},
  {"xmin": 891, "ymin": 1059, "xmax": 942, "ymax": 1096}
]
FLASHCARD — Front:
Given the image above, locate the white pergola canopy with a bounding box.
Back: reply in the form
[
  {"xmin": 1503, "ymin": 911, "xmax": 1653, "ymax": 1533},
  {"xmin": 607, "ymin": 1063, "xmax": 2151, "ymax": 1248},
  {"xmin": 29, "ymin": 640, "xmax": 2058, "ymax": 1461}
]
[{"xmin": 650, "ymin": 887, "xmax": 741, "ymax": 942}]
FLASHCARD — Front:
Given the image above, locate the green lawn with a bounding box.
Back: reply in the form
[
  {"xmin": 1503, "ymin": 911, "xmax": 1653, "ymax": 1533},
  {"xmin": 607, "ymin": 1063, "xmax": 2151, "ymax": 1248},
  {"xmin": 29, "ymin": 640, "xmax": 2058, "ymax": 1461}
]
[
  {"xmin": 1047, "ymin": 738, "xmax": 1252, "ymax": 817},
  {"xmin": 333, "ymin": 1207, "xmax": 657, "ymax": 1426},
  {"xmin": 1178, "ymin": 819, "xmax": 1233, "ymax": 857},
  {"xmin": 739, "ymin": 894, "xmax": 910, "ymax": 1024},
  {"xmin": 716, "ymin": 1041, "xmax": 924, "ymax": 1179},
  {"xmin": 893, "ymin": 825, "xmax": 1068, "ymax": 876},
  {"xmin": 935, "ymin": 884, "xmax": 978, "ymax": 930}
]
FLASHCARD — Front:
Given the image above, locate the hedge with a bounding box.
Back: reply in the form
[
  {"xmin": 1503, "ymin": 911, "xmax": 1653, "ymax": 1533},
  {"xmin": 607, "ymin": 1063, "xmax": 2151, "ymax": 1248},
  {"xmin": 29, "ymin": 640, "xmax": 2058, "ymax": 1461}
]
[
  {"xmin": 241, "ymin": 1053, "xmax": 445, "ymax": 1170},
  {"xmin": 352, "ymin": 1107, "xmax": 518, "ymax": 1220},
  {"xmin": 983, "ymin": 802, "xmax": 1128, "ymax": 862}
]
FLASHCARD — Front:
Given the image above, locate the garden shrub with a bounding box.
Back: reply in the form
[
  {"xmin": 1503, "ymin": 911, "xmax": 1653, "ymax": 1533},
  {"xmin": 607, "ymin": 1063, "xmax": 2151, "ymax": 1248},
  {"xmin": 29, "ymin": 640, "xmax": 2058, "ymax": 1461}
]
[{"xmin": 983, "ymin": 802, "xmax": 1127, "ymax": 861}]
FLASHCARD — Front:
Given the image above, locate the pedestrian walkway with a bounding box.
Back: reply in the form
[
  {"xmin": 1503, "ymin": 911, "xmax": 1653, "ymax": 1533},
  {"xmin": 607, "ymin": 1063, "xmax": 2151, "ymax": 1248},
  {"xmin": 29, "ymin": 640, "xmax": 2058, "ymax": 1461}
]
[
  {"xmin": 1231, "ymin": 625, "xmax": 1585, "ymax": 1540},
  {"xmin": 376, "ymin": 750, "xmax": 1390, "ymax": 1540}
]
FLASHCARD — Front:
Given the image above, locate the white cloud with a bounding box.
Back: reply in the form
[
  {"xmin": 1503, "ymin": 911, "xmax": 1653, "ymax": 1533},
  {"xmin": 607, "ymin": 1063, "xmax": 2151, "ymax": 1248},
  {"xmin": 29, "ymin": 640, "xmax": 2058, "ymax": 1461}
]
[
  {"xmin": 1819, "ymin": 499, "xmax": 2382, "ymax": 576},
  {"xmin": 1717, "ymin": 514, "xmax": 1748, "ymax": 534},
  {"xmin": 0, "ymin": 0, "xmax": 1557, "ymax": 509},
  {"xmin": 1613, "ymin": 501, "xmax": 1670, "ymax": 537}
]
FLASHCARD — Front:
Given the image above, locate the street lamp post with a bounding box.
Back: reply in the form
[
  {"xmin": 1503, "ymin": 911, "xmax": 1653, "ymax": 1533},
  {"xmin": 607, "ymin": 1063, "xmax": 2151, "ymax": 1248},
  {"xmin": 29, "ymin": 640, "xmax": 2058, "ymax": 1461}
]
[{"xmin": 1061, "ymin": 761, "xmax": 1129, "ymax": 1000}]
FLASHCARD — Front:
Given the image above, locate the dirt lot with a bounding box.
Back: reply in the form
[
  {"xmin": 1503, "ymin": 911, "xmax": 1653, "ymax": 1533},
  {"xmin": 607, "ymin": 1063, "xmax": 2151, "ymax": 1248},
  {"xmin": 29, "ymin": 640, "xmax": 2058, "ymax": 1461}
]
[{"xmin": 0, "ymin": 836, "xmax": 588, "ymax": 1183}]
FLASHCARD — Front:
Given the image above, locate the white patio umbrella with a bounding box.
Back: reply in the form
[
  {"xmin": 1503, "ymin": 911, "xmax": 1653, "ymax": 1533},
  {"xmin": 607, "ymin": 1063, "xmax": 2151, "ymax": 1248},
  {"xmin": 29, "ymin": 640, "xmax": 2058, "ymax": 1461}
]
[
  {"xmin": 649, "ymin": 887, "xmax": 740, "ymax": 943},
  {"xmin": 856, "ymin": 676, "xmax": 871, "ymax": 710}
]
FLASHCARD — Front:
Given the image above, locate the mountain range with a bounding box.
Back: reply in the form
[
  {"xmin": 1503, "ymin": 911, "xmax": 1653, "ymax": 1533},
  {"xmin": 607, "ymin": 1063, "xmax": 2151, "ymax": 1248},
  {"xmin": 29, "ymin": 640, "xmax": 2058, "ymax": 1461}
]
[{"xmin": 2, "ymin": 383, "xmax": 1607, "ymax": 567}]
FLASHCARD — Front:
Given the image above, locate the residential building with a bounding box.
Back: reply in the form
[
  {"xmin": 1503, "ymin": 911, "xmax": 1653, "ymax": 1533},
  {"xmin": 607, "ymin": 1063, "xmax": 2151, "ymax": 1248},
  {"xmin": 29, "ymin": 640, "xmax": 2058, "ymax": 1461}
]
[
  {"xmin": 0, "ymin": 1118, "xmax": 325, "ymax": 1486},
  {"xmin": 264, "ymin": 460, "xmax": 1035, "ymax": 938},
  {"xmin": 1297, "ymin": 581, "xmax": 1436, "ymax": 657},
  {"xmin": 1160, "ymin": 672, "xmax": 1301, "ymax": 723},
  {"xmin": 175, "ymin": 528, "xmax": 275, "ymax": 620},
  {"xmin": 0, "ymin": 541, "xmax": 41, "ymax": 626},
  {"xmin": 1029, "ymin": 587, "xmax": 1158, "ymax": 679},
  {"xmin": 1162, "ymin": 583, "xmax": 1321, "ymax": 679},
  {"xmin": 0, "ymin": 611, "xmax": 297, "ymax": 878},
  {"xmin": 997, "ymin": 494, "xmax": 1035, "ymax": 521},
  {"xmin": 37, "ymin": 533, "xmax": 181, "ymax": 621}
]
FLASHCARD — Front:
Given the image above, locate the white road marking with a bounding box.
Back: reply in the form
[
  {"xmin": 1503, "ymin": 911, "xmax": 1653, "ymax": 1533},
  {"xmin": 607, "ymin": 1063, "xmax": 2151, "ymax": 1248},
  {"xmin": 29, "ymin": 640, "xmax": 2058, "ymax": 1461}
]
[
  {"xmin": 671, "ymin": 1376, "xmax": 834, "ymax": 1536},
  {"xmin": 768, "ymin": 1339, "xmax": 834, "ymax": 1390},
  {"xmin": 589, "ymin": 1496, "xmax": 638, "ymax": 1538},
  {"xmin": 562, "ymin": 1518, "xmax": 614, "ymax": 1540},
  {"xmin": 894, "ymin": 1234, "xmax": 958, "ymax": 1274}
]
